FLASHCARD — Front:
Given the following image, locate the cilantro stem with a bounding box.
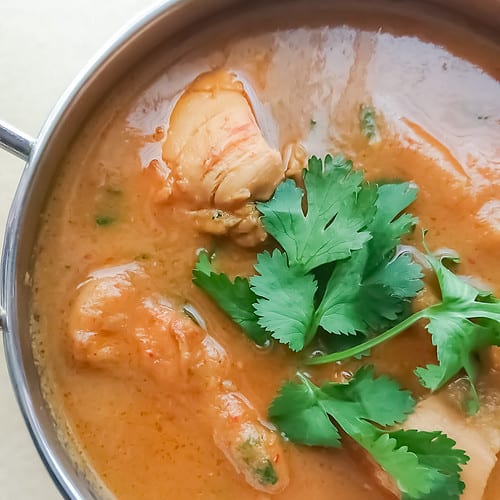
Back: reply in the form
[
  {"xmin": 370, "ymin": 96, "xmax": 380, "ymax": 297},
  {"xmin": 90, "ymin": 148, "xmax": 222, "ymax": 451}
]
[
  {"xmin": 304, "ymin": 317, "xmax": 321, "ymax": 347},
  {"xmin": 463, "ymin": 356, "xmax": 480, "ymax": 415},
  {"xmin": 306, "ymin": 309, "xmax": 429, "ymax": 365},
  {"xmin": 465, "ymin": 302, "xmax": 500, "ymax": 321},
  {"xmin": 296, "ymin": 372, "xmax": 315, "ymax": 390}
]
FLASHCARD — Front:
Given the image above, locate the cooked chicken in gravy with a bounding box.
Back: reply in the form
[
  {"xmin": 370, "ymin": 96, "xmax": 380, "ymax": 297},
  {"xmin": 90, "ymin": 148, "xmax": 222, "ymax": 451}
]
[
  {"xmin": 404, "ymin": 393, "xmax": 500, "ymax": 500},
  {"xmin": 160, "ymin": 70, "xmax": 284, "ymax": 247},
  {"xmin": 163, "ymin": 70, "xmax": 284, "ymax": 209},
  {"xmin": 70, "ymin": 263, "xmax": 289, "ymax": 493},
  {"xmin": 32, "ymin": 2, "xmax": 500, "ymax": 499}
]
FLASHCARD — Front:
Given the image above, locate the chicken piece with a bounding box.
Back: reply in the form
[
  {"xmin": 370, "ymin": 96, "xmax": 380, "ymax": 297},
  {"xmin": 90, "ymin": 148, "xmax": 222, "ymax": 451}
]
[
  {"xmin": 158, "ymin": 70, "xmax": 284, "ymax": 247},
  {"xmin": 482, "ymin": 346, "xmax": 500, "ymax": 372},
  {"xmin": 403, "ymin": 393, "xmax": 500, "ymax": 500},
  {"xmin": 69, "ymin": 263, "xmax": 289, "ymax": 493},
  {"xmin": 69, "ymin": 263, "xmax": 225, "ymax": 389},
  {"xmin": 143, "ymin": 160, "xmax": 267, "ymax": 247},
  {"xmin": 163, "ymin": 70, "xmax": 284, "ymax": 209},
  {"xmin": 188, "ymin": 204, "xmax": 267, "ymax": 247},
  {"xmin": 214, "ymin": 392, "xmax": 289, "ymax": 494}
]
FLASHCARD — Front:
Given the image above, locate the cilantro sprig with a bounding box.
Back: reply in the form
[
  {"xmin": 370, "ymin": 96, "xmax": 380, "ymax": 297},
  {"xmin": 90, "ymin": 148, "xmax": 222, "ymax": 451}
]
[
  {"xmin": 309, "ymin": 249, "xmax": 500, "ymax": 414},
  {"xmin": 315, "ymin": 182, "xmax": 423, "ymax": 336},
  {"xmin": 189, "ymin": 153, "xmax": 491, "ymax": 497},
  {"xmin": 193, "ymin": 155, "xmax": 422, "ymax": 351},
  {"xmin": 192, "ymin": 154, "xmax": 500, "ymax": 414},
  {"xmin": 269, "ymin": 367, "xmax": 469, "ymax": 500},
  {"xmin": 193, "ymin": 252, "xmax": 270, "ymax": 346}
]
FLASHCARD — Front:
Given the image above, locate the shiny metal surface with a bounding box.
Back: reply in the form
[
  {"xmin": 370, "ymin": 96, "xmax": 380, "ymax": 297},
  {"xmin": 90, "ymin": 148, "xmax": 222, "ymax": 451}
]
[
  {"xmin": 0, "ymin": 1, "xmax": 240, "ymax": 498},
  {"xmin": 0, "ymin": 304, "xmax": 6, "ymax": 336},
  {"xmin": 0, "ymin": 0, "xmax": 498, "ymax": 499},
  {"xmin": 0, "ymin": 119, "xmax": 34, "ymax": 161}
]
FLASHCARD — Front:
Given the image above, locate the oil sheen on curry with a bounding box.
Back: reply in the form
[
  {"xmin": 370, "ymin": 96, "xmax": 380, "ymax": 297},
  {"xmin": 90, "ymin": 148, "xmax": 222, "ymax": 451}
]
[{"xmin": 32, "ymin": 3, "xmax": 500, "ymax": 499}]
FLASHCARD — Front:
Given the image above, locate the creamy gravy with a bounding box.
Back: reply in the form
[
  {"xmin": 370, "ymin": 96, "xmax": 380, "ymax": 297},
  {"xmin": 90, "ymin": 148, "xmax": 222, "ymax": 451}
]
[{"xmin": 33, "ymin": 2, "xmax": 500, "ymax": 498}]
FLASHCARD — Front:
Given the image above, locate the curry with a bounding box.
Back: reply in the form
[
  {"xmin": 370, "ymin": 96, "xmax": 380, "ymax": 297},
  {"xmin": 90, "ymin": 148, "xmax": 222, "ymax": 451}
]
[{"xmin": 32, "ymin": 2, "xmax": 500, "ymax": 499}]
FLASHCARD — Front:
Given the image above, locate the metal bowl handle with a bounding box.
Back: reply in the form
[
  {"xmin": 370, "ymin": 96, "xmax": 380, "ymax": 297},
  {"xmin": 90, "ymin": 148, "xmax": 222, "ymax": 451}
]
[
  {"xmin": 0, "ymin": 119, "xmax": 35, "ymax": 333},
  {"xmin": 0, "ymin": 119, "xmax": 35, "ymax": 161}
]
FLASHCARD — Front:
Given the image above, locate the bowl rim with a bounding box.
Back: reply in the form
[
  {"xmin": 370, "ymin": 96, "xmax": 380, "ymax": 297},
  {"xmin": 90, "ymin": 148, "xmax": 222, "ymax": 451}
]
[
  {"xmin": 0, "ymin": 1, "xmax": 189, "ymax": 498},
  {"xmin": 1, "ymin": 0, "xmax": 499, "ymax": 498}
]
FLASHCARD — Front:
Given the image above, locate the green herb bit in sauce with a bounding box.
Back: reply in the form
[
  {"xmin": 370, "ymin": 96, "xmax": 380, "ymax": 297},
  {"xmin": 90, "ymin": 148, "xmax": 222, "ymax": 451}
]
[
  {"xmin": 238, "ymin": 438, "xmax": 279, "ymax": 486},
  {"xmin": 95, "ymin": 215, "xmax": 116, "ymax": 226},
  {"xmin": 359, "ymin": 104, "xmax": 380, "ymax": 142},
  {"xmin": 255, "ymin": 460, "xmax": 278, "ymax": 486},
  {"xmin": 105, "ymin": 186, "xmax": 123, "ymax": 195}
]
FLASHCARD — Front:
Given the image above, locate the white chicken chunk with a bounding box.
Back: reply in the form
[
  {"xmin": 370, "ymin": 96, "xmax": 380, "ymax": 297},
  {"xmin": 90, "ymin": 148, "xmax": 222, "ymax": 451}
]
[
  {"xmin": 69, "ymin": 263, "xmax": 289, "ymax": 494},
  {"xmin": 156, "ymin": 70, "xmax": 286, "ymax": 247},
  {"xmin": 403, "ymin": 393, "xmax": 500, "ymax": 500},
  {"xmin": 482, "ymin": 346, "xmax": 500, "ymax": 372},
  {"xmin": 163, "ymin": 70, "xmax": 284, "ymax": 209}
]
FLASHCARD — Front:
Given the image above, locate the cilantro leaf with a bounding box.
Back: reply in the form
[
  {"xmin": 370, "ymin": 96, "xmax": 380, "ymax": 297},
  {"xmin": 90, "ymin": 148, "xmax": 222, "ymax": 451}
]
[
  {"xmin": 390, "ymin": 428, "xmax": 468, "ymax": 499},
  {"xmin": 268, "ymin": 379, "xmax": 341, "ymax": 447},
  {"xmin": 316, "ymin": 183, "xmax": 422, "ymax": 336},
  {"xmin": 257, "ymin": 155, "xmax": 375, "ymax": 272},
  {"xmin": 361, "ymin": 429, "xmax": 467, "ymax": 500},
  {"xmin": 415, "ymin": 254, "xmax": 500, "ymax": 412},
  {"xmin": 316, "ymin": 251, "xmax": 368, "ymax": 335},
  {"xmin": 319, "ymin": 366, "xmax": 415, "ymax": 427},
  {"xmin": 358, "ymin": 253, "xmax": 423, "ymax": 329},
  {"xmin": 251, "ymin": 250, "xmax": 318, "ymax": 351},
  {"xmin": 192, "ymin": 251, "xmax": 270, "ymax": 346},
  {"xmin": 269, "ymin": 368, "xmax": 468, "ymax": 500},
  {"xmin": 270, "ymin": 367, "xmax": 414, "ymax": 446},
  {"xmin": 367, "ymin": 182, "xmax": 418, "ymax": 271}
]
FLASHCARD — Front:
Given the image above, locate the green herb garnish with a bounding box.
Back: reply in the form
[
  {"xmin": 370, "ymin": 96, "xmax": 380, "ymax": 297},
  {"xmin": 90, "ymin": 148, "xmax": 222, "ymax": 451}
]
[
  {"xmin": 192, "ymin": 153, "xmax": 500, "ymax": 414},
  {"xmin": 187, "ymin": 151, "xmax": 496, "ymax": 497},
  {"xmin": 193, "ymin": 252, "xmax": 270, "ymax": 346},
  {"xmin": 193, "ymin": 155, "xmax": 421, "ymax": 351},
  {"xmin": 310, "ymin": 247, "xmax": 500, "ymax": 414},
  {"xmin": 269, "ymin": 367, "xmax": 468, "ymax": 500},
  {"xmin": 255, "ymin": 461, "xmax": 278, "ymax": 486},
  {"xmin": 314, "ymin": 182, "xmax": 423, "ymax": 336},
  {"xmin": 257, "ymin": 155, "xmax": 374, "ymax": 272}
]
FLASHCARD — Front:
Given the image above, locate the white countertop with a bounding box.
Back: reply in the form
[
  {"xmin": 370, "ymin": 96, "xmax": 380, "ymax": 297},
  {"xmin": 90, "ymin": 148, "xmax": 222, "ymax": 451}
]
[{"xmin": 0, "ymin": 1, "xmax": 156, "ymax": 497}]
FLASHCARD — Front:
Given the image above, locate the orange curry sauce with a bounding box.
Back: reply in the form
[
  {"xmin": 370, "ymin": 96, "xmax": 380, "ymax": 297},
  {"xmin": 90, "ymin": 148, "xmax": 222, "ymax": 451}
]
[{"xmin": 32, "ymin": 3, "xmax": 500, "ymax": 499}]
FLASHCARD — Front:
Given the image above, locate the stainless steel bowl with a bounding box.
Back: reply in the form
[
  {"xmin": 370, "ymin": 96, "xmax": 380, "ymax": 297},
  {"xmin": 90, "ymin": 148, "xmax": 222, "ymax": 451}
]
[{"xmin": 0, "ymin": 0, "xmax": 498, "ymax": 498}]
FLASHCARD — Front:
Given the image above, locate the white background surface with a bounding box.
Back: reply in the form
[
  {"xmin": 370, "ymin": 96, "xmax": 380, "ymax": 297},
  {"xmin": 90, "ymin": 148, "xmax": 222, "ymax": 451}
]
[{"xmin": 0, "ymin": 1, "xmax": 157, "ymax": 498}]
